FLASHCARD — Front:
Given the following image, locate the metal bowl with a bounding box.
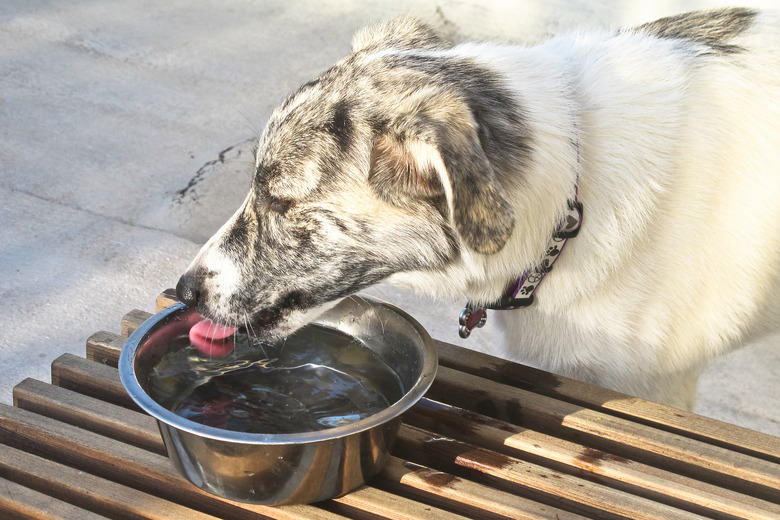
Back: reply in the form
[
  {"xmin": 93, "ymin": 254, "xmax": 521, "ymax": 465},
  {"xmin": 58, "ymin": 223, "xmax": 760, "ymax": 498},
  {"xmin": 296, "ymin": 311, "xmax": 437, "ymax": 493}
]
[{"xmin": 119, "ymin": 296, "xmax": 436, "ymax": 505}]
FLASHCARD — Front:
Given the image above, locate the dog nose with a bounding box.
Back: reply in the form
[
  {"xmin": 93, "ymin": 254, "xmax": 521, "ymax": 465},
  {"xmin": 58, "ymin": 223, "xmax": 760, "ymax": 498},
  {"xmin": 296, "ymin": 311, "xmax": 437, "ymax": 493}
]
[{"xmin": 175, "ymin": 274, "xmax": 200, "ymax": 308}]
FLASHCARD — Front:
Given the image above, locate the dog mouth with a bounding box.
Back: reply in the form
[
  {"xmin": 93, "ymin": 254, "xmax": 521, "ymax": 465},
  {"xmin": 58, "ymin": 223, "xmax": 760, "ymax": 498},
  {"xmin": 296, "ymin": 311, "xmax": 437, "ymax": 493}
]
[
  {"xmin": 242, "ymin": 293, "xmax": 341, "ymax": 341},
  {"xmin": 180, "ymin": 280, "xmax": 332, "ymax": 344},
  {"xmin": 187, "ymin": 308, "xmax": 284, "ymax": 357},
  {"xmin": 226, "ymin": 304, "xmax": 292, "ymax": 340},
  {"xmin": 242, "ymin": 290, "xmax": 318, "ymax": 335},
  {"xmin": 251, "ymin": 308, "xmax": 284, "ymax": 330}
]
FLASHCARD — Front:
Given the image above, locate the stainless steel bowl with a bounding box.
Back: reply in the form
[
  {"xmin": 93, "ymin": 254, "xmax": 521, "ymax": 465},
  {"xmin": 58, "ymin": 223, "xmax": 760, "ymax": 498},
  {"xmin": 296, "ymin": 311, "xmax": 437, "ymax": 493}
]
[{"xmin": 119, "ymin": 296, "xmax": 436, "ymax": 505}]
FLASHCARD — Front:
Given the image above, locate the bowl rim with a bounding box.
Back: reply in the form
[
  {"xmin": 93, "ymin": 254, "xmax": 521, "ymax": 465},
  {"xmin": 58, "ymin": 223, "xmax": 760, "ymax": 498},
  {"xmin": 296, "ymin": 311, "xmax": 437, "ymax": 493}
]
[{"xmin": 118, "ymin": 296, "xmax": 437, "ymax": 445}]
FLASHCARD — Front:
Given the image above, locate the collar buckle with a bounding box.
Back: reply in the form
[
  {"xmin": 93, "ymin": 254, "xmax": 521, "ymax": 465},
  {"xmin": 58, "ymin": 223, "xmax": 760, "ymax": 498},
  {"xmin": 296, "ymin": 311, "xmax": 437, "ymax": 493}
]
[{"xmin": 458, "ymin": 304, "xmax": 487, "ymax": 338}]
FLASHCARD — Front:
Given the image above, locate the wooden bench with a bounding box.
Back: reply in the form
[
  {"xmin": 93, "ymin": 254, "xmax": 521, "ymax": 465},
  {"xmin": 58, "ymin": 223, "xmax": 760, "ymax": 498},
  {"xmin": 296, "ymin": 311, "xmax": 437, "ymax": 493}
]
[{"xmin": 1, "ymin": 290, "xmax": 778, "ymax": 519}]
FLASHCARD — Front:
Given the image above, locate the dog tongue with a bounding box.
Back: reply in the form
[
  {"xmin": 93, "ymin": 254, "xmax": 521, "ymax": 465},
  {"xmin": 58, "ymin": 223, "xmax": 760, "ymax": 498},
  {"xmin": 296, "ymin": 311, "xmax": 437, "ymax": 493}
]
[{"xmin": 189, "ymin": 318, "xmax": 238, "ymax": 357}]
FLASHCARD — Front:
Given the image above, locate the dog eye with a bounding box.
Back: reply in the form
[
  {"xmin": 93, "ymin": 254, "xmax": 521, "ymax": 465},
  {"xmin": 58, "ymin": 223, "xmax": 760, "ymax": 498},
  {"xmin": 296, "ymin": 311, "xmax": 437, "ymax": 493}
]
[{"xmin": 268, "ymin": 197, "xmax": 293, "ymax": 214}]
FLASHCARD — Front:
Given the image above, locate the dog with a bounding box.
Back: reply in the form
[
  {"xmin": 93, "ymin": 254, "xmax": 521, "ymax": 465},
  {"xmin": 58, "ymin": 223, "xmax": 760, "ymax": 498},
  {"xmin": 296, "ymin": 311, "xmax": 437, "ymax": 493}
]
[{"xmin": 176, "ymin": 8, "xmax": 780, "ymax": 410}]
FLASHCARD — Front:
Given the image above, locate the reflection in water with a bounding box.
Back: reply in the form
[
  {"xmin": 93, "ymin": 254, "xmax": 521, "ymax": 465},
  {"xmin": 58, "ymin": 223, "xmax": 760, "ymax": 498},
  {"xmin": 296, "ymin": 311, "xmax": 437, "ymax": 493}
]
[{"xmin": 147, "ymin": 325, "xmax": 403, "ymax": 434}]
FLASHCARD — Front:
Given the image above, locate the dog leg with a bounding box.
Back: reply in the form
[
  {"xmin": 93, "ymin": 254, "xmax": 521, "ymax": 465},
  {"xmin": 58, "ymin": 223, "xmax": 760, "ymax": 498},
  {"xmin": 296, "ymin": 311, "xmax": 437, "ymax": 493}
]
[{"xmin": 646, "ymin": 367, "xmax": 703, "ymax": 411}]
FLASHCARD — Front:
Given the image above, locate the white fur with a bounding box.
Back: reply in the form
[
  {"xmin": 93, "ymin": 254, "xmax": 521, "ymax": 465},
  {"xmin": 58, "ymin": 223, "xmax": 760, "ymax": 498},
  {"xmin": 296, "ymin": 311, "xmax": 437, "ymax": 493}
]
[{"xmin": 389, "ymin": 13, "xmax": 780, "ymax": 409}]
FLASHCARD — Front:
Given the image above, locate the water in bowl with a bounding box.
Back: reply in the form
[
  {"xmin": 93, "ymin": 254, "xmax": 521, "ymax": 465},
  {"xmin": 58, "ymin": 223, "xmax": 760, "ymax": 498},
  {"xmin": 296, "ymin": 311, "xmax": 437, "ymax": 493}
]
[{"xmin": 146, "ymin": 325, "xmax": 404, "ymax": 434}]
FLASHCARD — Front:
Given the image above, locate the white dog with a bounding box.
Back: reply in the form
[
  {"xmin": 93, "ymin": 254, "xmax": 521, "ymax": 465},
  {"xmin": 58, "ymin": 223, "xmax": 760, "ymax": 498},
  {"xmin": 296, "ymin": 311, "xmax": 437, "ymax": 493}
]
[{"xmin": 177, "ymin": 8, "xmax": 780, "ymax": 410}]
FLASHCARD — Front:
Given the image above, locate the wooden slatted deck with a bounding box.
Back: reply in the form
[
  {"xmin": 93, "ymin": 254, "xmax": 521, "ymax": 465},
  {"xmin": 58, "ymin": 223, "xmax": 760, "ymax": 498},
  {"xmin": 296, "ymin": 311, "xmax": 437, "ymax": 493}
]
[{"xmin": 1, "ymin": 290, "xmax": 778, "ymax": 519}]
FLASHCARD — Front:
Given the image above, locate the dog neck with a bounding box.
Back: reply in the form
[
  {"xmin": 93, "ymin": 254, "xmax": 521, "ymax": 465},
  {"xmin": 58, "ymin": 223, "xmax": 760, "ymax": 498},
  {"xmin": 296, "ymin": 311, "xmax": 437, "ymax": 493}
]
[
  {"xmin": 384, "ymin": 43, "xmax": 584, "ymax": 323},
  {"xmin": 448, "ymin": 45, "xmax": 589, "ymax": 338},
  {"xmin": 459, "ymin": 197, "xmax": 583, "ymax": 338}
]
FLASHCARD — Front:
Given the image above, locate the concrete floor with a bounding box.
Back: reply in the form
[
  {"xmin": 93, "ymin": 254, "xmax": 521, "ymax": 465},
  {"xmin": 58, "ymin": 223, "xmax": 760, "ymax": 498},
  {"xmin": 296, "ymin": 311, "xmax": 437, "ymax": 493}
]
[{"xmin": 1, "ymin": 0, "xmax": 777, "ymax": 436}]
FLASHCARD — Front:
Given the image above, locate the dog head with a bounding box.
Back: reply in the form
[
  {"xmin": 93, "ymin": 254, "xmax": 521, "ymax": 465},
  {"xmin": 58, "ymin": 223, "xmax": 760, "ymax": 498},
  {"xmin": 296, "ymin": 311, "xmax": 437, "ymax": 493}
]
[{"xmin": 176, "ymin": 18, "xmax": 530, "ymax": 338}]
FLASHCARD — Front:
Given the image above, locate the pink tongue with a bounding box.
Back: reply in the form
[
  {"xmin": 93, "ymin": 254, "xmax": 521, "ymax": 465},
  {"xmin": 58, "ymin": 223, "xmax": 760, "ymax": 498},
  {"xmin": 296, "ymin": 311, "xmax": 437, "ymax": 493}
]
[
  {"xmin": 191, "ymin": 319, "xmax": 238, "ymax": 340},
  {"xmin": 189, "ymin": 318, "xmax": 238, "ymax": 357}
]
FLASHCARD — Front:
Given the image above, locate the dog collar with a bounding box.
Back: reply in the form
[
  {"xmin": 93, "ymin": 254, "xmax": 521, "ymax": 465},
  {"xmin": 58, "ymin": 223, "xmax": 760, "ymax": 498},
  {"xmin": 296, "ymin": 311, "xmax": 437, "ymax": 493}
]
[{"xmin": 458, "ymin": 198, "xmax": 583, "ymax": 339}]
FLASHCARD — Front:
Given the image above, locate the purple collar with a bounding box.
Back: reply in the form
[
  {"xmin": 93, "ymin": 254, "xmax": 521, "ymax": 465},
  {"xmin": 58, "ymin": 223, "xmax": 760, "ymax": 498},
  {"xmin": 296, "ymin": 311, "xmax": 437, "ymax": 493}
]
[{"xmin": 458, "ymin": 198, "xmax": 583, "ymax": 338}]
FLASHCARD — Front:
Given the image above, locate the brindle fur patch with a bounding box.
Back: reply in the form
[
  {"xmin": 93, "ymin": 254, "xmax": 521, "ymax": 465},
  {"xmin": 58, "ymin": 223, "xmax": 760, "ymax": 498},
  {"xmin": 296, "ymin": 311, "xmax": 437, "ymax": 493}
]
[{"xmin": 635, "ymin": 7, "xmax": 758, "ymax": 55}]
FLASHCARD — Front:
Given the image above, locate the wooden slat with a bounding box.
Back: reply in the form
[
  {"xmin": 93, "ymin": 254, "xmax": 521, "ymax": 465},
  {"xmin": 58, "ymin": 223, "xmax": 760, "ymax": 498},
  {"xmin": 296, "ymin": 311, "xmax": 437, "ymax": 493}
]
[
  {"xmin": 329, "ymin": 485, "xmax": 472, "ymax": 520},
  {"xmin": 427, "ymin": 365, "xmax": 780, "ymax": 502},
  {"xmin": 0, "ymin": 445, "xmax": 220, "ymax": 520},
  {"xmin": 0, "ymin": 404, "xmax": 346, "ymax": 520},
  {"xmin": 405, "ymin": 398, "xmax": 780, "ymax": 520},
  {"xmin": 156, "ymin": 288, "xmax": 178, "ymax": 311},
  {"xmin": 121, "ymin": 309, "xmax": 152, "ymax": 338},
  {"xmin": 378, "ymin": 457, "xmax": 589, "ymax": 520},
  {"xmin": 86, "ymin": 331, "xmax": 126, "ymax": 366},
  {"xmin": 13, "ymin": 378, "xmax": 164, "ymax": 455},
  {"xmin": 0, "ymin": 476, "xmax": 110, "ymax": 520},
  {"xmin": 51, "ymin": 354, "xmax": 132, "ymax": 409},
  {"xmin": 395, "ymin": 424, "xmax": 707, "ymax": 520},
  {"xmin": 86, "ymin": 330, "xmax": 123, "ymax": 366},
  {"xmin": 435, "ymin": 339, "xmax": 780, "ymax": 463}
]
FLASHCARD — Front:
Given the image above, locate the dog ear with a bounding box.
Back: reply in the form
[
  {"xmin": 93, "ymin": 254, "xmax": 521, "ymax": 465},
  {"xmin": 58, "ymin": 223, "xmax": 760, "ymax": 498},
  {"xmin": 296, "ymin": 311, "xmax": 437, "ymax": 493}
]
[
  {"xmin": 369, "ymin": 98, "xmax": 515, "ymax": 255},
  {"xmin": 435, "ymin": 125, "xmax": 516, "ymax": 255},
  {"xmin": 352, "ymin": 17, "xmax": 449, "ymax": 53},
  {"xmin": 369, "ymin": 135, "xmax": 446, "ymax": 202}
]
